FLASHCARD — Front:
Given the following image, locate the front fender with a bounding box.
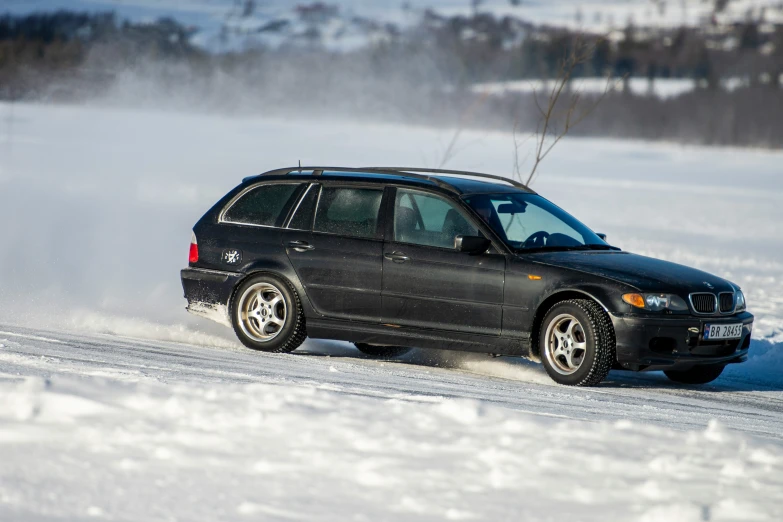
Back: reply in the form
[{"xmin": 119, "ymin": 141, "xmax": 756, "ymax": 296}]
[
  {"xmin": 503, "ymin": 256, "xmax": 635, "ymax": 339},
  {"xmin": 538, "ymin": 283, "xmax": 628, "ymax": 314}
]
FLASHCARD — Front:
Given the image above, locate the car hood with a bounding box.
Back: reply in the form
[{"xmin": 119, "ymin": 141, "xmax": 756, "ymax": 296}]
[{"xmin": 528, "ymin": 251, "xmax": 734, "ymax": 294}]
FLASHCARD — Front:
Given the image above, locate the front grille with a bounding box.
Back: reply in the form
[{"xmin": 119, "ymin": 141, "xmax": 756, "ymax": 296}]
[
  {"xmin": 690, "ymin": 293, "xmax": 717, "ymax": 314},
  {"xmin": 719, "ymin": 292, "xmax": 735, "ymax": 313}
]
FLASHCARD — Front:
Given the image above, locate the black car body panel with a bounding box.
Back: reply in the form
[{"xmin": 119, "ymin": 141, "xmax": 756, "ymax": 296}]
[
  {"xmin": 181, "ymin": 166, "xmax": 754, "ymax": 375},
  {"xmin": 532, "ymin": 250, "xmax": 734, "ymax": 294},
  {"xmin": 611, "ymin": 311, "xmax": 753, "ymax": 371}
]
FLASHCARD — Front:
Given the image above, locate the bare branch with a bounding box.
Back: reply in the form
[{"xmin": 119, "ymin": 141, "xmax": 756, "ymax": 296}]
[
  {"xmin": 439, "ymin": 90, "xmax": 490, "ymax": 168},
  {"xmin": 512, "ymin": 120, "xmax": 532, "ymax": 180},
  {"xmin": 512, "ymin": 33, "xmax": 619, "ymax": 187}
]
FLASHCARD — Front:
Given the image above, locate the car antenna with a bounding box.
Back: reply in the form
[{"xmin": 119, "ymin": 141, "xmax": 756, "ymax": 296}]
[{"xmin": 298, "ymin": 160, "xmax": 302, "ymax": 172}]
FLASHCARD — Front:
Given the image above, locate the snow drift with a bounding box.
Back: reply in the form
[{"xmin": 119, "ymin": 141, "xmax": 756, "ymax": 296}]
[{"xmin": 0, "ymin": 373, "xmax": 781, "ymax": 521}]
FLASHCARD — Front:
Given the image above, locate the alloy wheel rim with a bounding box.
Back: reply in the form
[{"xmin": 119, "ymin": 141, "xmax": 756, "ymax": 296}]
[
  {"xmin": 544, "ymin": 313, "xmax": 588, "ymax": 375},
  {"xmin": 237, "ymin": 282, "xmax": 287, "ymax": 342}
]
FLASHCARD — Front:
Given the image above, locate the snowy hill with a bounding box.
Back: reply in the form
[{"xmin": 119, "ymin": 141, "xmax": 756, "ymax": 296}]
[{"xmin": 4, "ymin": 0, "xmax": 783, "ymax": 51}]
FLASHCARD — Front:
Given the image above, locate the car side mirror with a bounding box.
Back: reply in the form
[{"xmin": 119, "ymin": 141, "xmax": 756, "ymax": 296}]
[
  {"xmin": 596, "ymin": 233, "xmax": 607, "ymax": 241},
  {"xmin": 455, "ymin": 235, "xmax": 491, "ymax": 254}
]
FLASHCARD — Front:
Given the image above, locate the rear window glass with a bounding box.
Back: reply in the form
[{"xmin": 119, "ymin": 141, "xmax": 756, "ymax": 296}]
[
  {"xmin": 222, "ymin": 183, "xmax": 301, "ymax": 227},
  {"xmin": 314, "ymin": 187, "xmax": 383, "ymax": 238}
]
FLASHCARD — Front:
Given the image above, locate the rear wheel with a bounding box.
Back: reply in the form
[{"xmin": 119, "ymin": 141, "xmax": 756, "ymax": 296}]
[
  {"xmin": 664, "ymin": 365, "xmax": 724, "ymax": 385},
  {"xmin": 354, "ymin": 343, "xmax": 411, "ymax": 358},
  {"xmin": 539, "ymin": 299, "xmax": 615, "ymax": 386},
  {"xmin": 231, "ymin": 273, "xmax": 306, "ymax": 353}
]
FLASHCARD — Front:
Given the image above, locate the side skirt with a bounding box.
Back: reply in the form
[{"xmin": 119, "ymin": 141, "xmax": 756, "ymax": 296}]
[{"xmin": 306, "ymin": 318, "xmax": 529, "ymax": 356}]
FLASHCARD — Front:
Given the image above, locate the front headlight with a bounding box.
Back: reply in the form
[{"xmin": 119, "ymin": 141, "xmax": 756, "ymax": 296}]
[
  {"xmin": 623, "ymin": 293, "xmax": 689, "ymax": 312},
  {"xmin": 735, "ymin": 290, "xmax": 746, "ymax": 312}
]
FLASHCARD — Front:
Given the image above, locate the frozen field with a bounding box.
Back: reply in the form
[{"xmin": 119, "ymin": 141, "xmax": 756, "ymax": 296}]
[{"xmin": 1, "ymin": 102, "xmax": 783, "ymax": 520}]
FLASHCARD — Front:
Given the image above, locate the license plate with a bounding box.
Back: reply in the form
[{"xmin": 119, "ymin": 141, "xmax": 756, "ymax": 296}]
[{"xmin": 704, "ymin": 323, "xmax": 742, "ymax": 340}]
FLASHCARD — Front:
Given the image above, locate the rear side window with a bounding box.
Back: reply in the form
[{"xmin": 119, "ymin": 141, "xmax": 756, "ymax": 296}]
[
  {"xmin": 222, "ymin": 183, "xmax": 301, "ymax": 227},
  {"xmin": 314, "ymin": 187, "xmax": 383, "ymax": 238}
]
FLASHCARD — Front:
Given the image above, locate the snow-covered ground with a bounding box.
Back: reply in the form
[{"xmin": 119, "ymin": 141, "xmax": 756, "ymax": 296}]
[
  {"xmin": 471, "ymin": 77, "xmax": 761, "ymax": 99},
  {"xmin": 2, "ymin": 327, "xmax": 783, "ymax": 521},
  {"xmin": 1, "ymin": 101, "xmax": 782, "ymax": 519}
]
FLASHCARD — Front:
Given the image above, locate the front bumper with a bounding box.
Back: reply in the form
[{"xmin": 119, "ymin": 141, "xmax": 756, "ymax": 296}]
[
  {"xmin": 610, "ymin": 311, "xmax": 754, "ymax": 371},
  {"xmin": 180, "ymin": 267, "xmax": 244, "ymax": 326}
]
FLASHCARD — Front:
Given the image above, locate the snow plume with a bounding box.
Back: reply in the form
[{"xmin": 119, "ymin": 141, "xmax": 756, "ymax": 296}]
[
  {"xmin": 401, "ymin": 348, "xmax": 555, "ymax": 385},
  {"xmin": 84, "ymin": 45, "xmax": 450, "ymax": 127},
  {"xmin": 64, "ymin": 310, "xmax": 238, "ymax": 350}
]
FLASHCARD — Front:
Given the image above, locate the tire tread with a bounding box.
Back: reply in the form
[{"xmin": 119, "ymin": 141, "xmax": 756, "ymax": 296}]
[
  {"xmin": 231, "ymin": 274, "xmax": 307, "ymax": 353},
  {"xmin": 540, "ymin": 298, "xmax": 615, "ymax": 386}
]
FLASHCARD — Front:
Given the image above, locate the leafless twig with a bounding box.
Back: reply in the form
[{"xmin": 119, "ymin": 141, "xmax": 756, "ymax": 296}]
[
  {"xmin": 438, "ymin": 90, "xmax": 491, "ymax": 168},
  {"xmin": 514, "ymin": 35, "xmax": 625, "ymax": 186}
]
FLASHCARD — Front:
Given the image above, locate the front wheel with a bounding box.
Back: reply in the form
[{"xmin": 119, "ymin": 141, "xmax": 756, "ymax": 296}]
[
  {"xmin": 539, "ymin": 299, "xmax": 615, "ymax": 386},
  {"xmin": 231, "ymin": 273, "xmax": 307, "ymax": 353},
  {"xmin": 664, "ymin": 365, "xmax": 725, "ymax": 385},
  {"xmin": 354, "ymin": 343, "xmax": 411, "ymax": 358}
]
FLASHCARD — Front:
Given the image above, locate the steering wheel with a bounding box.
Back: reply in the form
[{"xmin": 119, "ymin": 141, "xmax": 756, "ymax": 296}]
[{"xmin": 523, "ymin": 231, "xmax": 550, "ymax": 249}]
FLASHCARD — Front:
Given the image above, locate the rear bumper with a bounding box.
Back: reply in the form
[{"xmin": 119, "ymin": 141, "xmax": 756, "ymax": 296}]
[
  {"xmin": 180, "ymin": 267, "xmax": 243, "ymax": 326},
  {"xmin": 610, "ymin": 311, "xmax": 754, "ymax": 371}
]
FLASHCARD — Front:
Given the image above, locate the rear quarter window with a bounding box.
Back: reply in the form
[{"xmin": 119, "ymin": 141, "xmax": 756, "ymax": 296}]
[{"xmin": 222, "ymin": 183, "xmax": 301, "ymax": 227}]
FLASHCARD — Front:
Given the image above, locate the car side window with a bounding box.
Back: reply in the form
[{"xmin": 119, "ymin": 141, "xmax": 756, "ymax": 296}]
[
  {"xmin": 313, "ymin": 186, "xmax": 383, "ymax": 239},
  {"xmin": 287, "ymin": 184, "xmax": 319, "ymax": 230},
  {"xmin": 393, "ymin": 189, "xmax": 478, "ymax": 249},
  {"xmin": 222, "ymin": 183, "xmax": 301, "ymax": 227}
]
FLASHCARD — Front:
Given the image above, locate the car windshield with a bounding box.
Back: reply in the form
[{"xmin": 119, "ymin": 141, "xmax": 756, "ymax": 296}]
[{"xmin": 463, "ymin": 193, "xmax": 616, "ymax": 252}]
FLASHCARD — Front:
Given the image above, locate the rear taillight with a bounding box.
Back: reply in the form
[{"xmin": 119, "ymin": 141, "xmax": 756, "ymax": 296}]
[{"xmin": 188, "ymin": 232, "xmax": 199, "ymax": 264}]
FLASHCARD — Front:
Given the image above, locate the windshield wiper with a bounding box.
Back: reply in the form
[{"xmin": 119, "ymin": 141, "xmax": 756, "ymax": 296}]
[
  {"xmin": 518, "ymin": 244, "xmax": 621, "ymax": 253},
  {"xmin": 518, "ymin": 245, "xmax": 591, "ymax": 253},
  {"xmin": 583, "ymin": 244, "xmax": 621, "ymax": 251}
]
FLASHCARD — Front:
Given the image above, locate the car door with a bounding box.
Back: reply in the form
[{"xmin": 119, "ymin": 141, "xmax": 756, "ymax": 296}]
[
  {"xmin": 381, "ymin": 187, "xmax": 505, "ymax": 336},
  {"xmin": 282, "ymin": 183, "xmax": 386, "ymax": 323}
]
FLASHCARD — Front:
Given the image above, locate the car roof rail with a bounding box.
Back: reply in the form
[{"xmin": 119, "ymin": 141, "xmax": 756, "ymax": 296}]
[
  {"xmin": 363, "ymin": 167, "xmax": 532, "ymax": 192},
  {"xmin": 255, "ymin": 166, "xmax": 533, "ymax": 194}
]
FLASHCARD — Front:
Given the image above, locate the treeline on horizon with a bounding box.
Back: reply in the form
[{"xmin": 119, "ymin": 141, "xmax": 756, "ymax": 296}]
[{"xmin": 0, "ymin": 8, "xmax": 781, "ymax": 148}]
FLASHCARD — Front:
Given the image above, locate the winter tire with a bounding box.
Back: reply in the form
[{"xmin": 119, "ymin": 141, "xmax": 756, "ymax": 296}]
[
  {"xmin": 231, "ymin": 273, "xmax": 307, "ymax": 353},
  {"xmin": 354, "ymin": 343, "xmax": 411, "ymax": 358},
  {"xmin": 539, "ymin": 299, "xmax": 615, "ymax": 386},
  {"xmin": 664, "ymin": 364, "xmax": 725, "ymax": 385}
]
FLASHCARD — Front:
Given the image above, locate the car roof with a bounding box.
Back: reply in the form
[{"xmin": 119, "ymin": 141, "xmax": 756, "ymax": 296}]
[{"xmin": 245, "ymin": 166, "xmax": 535, "ymax": 196}]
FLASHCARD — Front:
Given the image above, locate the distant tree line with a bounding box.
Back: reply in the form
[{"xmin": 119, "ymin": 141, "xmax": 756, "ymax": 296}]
[
  {"xmin": 0, "ymin": 8, "xmax": 782, "ymax": 148},
  {"xmin": 0, "ymin": 11, "xmax": 202, "ymax": 99}
]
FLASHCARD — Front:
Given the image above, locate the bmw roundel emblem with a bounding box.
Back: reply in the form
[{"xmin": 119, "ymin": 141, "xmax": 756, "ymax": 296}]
[{"xmin": 222, "ymin": 249, "xmax": 242, "ymax": 265}]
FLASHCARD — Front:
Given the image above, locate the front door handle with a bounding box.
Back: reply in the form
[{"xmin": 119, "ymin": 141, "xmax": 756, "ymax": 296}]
[
  {"xmin": 287, "ymin": 240, "xmax": 315, "ymax": 252},
  {"xmin": 384, "ymin": 251, "xmax": 410, "ymax": 263}
]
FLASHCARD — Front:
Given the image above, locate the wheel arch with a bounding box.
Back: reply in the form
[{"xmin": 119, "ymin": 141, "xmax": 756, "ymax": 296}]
[
  {"xmin": 229, "ymin": 260, "xmax": 317, "ymax": 320},
  {"xmin": 529, "ymin": 289, "xmax": 612, "ymax": 361}
]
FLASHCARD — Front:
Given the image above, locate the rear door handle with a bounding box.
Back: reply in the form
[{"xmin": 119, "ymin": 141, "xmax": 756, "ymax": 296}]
[
  {"xmin": 384, "ymin": 251, "xmax": 410, "ymax": 263},
  {"xmin": 287, "ymin": 240, "xmax": 315, "ymax": 252}
]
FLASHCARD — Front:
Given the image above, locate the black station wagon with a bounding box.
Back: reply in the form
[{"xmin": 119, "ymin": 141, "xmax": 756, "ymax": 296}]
[{"xmin": 181, "ymin": 167, "xmax": 754, "ymax": 386}]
